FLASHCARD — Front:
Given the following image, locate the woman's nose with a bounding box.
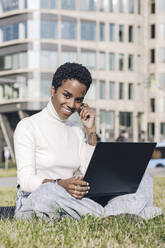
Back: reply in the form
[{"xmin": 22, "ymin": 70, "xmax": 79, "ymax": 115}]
[{"xmin": 67, "ymin": 99, "xmax": 75, "ymax": 109}]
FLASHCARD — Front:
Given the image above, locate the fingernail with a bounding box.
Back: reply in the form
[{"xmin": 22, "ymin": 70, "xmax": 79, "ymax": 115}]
[
  {"xmin": 86, "ymin": 191, "xmax": 88, "ymax": 194},
  {"xmin": 88, "ymin": 186, "xmax": 90, "ymax": 190}
]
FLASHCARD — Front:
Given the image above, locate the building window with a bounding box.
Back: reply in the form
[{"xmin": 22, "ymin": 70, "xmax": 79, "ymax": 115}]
[
  {"xmin": 61, "ymin": 20, "xmax": 76, "ymax": 40},
  {"xmin": 159, "ymin": 73, "xmax": 165, "ymax": 89},
  {"xmin": 61, "ymin": 50, "xmax": 77, "ymax": 64},
  {"xmin": 119, "ymin": 53, "xmax": 124, "ymax": 71},
  {"xmin": 160, "ymin": 123, "xmax": 165, "ymax": 135},
  {"xmin": 128, "ymin": 54, "xmax": 133, "ymax": 71},
  {"xmin": 151, "ymin": 0, "xmax": 155, "ymax": 13},
  {"xmin": 159, "ymin": 0, "xmax": 165, "ymax": 12},
  {"xmin": 85, "ymin": 80, "xmax": 96, "ymax": 100},
  {"xmin": 128, "ymin": 83, "xmax": 133, "ymax": 100},
  {"xmin": 61, "ymin": 0, "xmax": 76, "ymax": 10},
  {"xmin": 81, "ymin": 21, "xmax": 96, "ymax": 40},
  {"xmin": 151, "ymin": 24, "xmax": 156, "ymax": 38},
  {"xmin": 128, "ymin": 25, "xmax": 133, "ymax": 42},
  {"xmin": 40, "ymin": 80, "xmax": 52, "ymax": 97},
  {"xmin": 40, "ymin": 0, "xmax": 57, "ymax": 8},
  {"xmin": 98, "ymin": 52, "xmax": 105, "ymax": 70},
  {"xmin": 138, "ymin": 0, "xmax": 141, "ymax": 14},
  {"xmin": 119, "ymin": 25, "xmax": 124, "ymax": 42},
  {"xmin": 150, "ymin": 49, "xmax": 155, "ymax": 63},
  {"xmin": 99, "ymin": 80, "xmax": 105, "ymax": 99},
  {"xmin": 0, "ymin": 52, "xmax": 27, "ymax": 71},
  {"xmin": 128, "ymin": 0, "xmax": 134, "ymax": 13},
  {"xmin": 159, "ymin": 48, "xmax": 165, "ymax": 63},
  {"xmin": 109, "ymin": 81, "xmax": 115, "ymax": 99},
  {"xmin": 119, "ymin": 82, "xmax": 124, "ymax": 99},
  {"xmin": 80, "ymin": 50, "xmax": 96, "ymax": 69},
  {"xmin": 109, "ymin": 0, "xmax": 114, "ymax": 12},
  {"xmin": 119, "ymin": 112, "xmax": 132, "ymax": 136},
  {"xmin": 100, "ymin": 110, "xmax": 115, "ymax": 140},
  {"xmin": 40, "ymin": 21, "xmax": 57, "ymax": 39},
  {"xmin": 159, "ymin": 24, "xmax": 165, "ymax": 39},
  {"xmin": 80, "ymin": 0, "xmax": 96, "ymax": 11},
  {"xmin": 148, "ymin": 123, "xmax": 155, "ymax": 140},
  {"xmin": 119, "ymin": 0, "xmax": 124, "ymax": 13},
  {"xmin": 150, "ymin": 98, "xmax": 155, "ymax": 112},
  {"xmin": 99, "ymin": 0, "xmax": 106, "ymax": 11},
  {"xmin": 40, "ymin": 50, "xmax": 58, "ymax": 69},
  {"xmin": 109, "ymin": 24, "xmax": 115, "ymax": 41},
  {"xmin": 1, "ymin": 0, "xmax": 18, "ymax": 12},
  {"xmin": 109, "ymin": 52, "xmax": 115, "ymax": 70},
  {"xmin": 100, "ymin": 23, "xmax": 105, "ymax": 41},
  {"xmin": 2, "ymin": 23, "xmax": 19, "ymax": 41}
]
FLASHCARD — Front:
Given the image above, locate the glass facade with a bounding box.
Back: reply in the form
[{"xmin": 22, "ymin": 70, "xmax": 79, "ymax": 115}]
[
  {"xmin": 80, "ymin": 50, "xmax": 96, "ymax": 69},
  {"xmin": 128, "ymin": 54, "xmax": 133, "ymax": 71},
  {"xmin": 0, "ymin": 52, "xmax": 27, "ymax": 70},
  {"xmin": 119, "ymin": 82, "xmax": 124, "ymax": 99},
  {"xmin": 40, "ymin": 0, "xmax": 57, "ymax": 8},
  {"xmin": 119, "ymin": 0, "xmax": 124, "ymax": 13},
  {"xmin": 61, "ymin": 50, "xmax": 77, "ymax": 64},
  {"xmin": 159, "ymin": 24, "xmax": 165, "ymax": 39},
  {"xmin": 109, "ymin": 0, "xmax": 114, "ymax": 12},
  {"xmin": 159, "ymin": 73, "xmax": 165, "ymax": 89},
  {"xmin": 100, "ymin": 23, "xmax": 105, "ymax": 41},
  {"xmin": 119, "ymin": 25, "xmax": 124, "ymax": 42},
  {"xmin": 61, "ymin": 20, "xmax": 76, "ymax": 39},
  {"xmin": 128, "ymin": 0, "xmax": 134, "ymax": 13},
  {"xmin": 109, "ymin": 24, "xmax": 115, "ymax": 41},
  {"xmin": 40, "ymin": 80, "xmax": 51, "ymax": 97},
  {"xmin": 40, "ymin": 21, "xmax": 57, "ymax": 39},
  {"xmin": 0, "ymin": 0, "xmax": 18, "ymax": 12},
  {"xmin": 109, "ymin": 81, "xmax": 115, "ymax": 99},
  {"xmin": 85, "ymin": 80, "xmax": 96, "ymax": 100},
  {"xmin": 100, "ymin": 110, "xmax": 115, "ymax": 140},
  {"xmin": 159, "ymin": 48, "xmax": 165, "ymax": 63},
  {"xmin": 159, "ymin": 0, "xmax": 165, "ymax": 12},
  {"xmin": 128, "ymin": 25, "xmax": 133, "ymax": 42},
  {"xmin": 98, "ymin": 52, "xmax": 105, "ymax": 70},
  {"xmin": 128, "ymin": 83, "xmax": 133, "ymax": 99},
  {"xmin": 80, "ymin": 0, "xmax": 96, "ymax": 11},
  {"xmin": 99, "ymin": 80, "xmax": 105, "ymax": 99},
  {"xmin": 61, "ymin": 0, "xmax": 76, "ymax": 10},
  {"xmin": 81, "ymin": 21, "xmax": 96, "ymax": 40},
  {"xmin": 2, "ymin": 23, "xmax": 19, "ymax": 41},
  {"xmin": 40, "ymin": 50, "xmax": 58, "ymax": 69},
  {"xmin": 109, "ymin": 52, "xmax": 115, "ymax": 70},
  {"xmin": 119, "ymin": 53, "xmax": 124, "ymax": 71}
]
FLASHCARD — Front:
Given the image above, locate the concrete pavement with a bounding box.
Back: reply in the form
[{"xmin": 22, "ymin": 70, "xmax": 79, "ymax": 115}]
[{"xmin": 0, "ymin": 168, "xmax": 164, "ymax": 188}]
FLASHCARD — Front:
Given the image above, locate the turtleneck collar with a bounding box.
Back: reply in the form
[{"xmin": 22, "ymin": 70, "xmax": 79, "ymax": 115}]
[{"xmin": 47, "ymin": 98, "xmax": 68, "ymax": 123}]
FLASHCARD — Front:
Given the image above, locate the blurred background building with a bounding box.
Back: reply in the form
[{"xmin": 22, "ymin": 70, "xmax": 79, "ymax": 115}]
[{"xmin": 0, "ymin": 0, "xmax": 165, "ymax": 163}]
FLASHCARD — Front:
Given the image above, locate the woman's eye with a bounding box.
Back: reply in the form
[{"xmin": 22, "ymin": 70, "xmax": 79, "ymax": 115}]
[{"xmin": 64, "ymin": 94, "xmax": 70, "ymax": 99}]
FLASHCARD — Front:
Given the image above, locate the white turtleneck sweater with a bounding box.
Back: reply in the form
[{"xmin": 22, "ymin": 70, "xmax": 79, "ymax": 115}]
[{"xmin": 14, "ymin": 100, "xmax": 95, "ymax": 193}]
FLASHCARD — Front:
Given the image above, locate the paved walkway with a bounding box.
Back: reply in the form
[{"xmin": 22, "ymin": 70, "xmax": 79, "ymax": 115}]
[
  {"xmin": 0, "ymin": 177, "xmax": 17, "ymax": 188},
  {"xmin": 0, "ymin": 168, "xmax": 164, "ymax": 188}
]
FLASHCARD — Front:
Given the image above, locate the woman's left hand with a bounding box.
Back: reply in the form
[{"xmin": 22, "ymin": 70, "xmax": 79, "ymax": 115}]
[{"xmin": 79, "ymin": 103, "xmax": 95, "ymax": 131}]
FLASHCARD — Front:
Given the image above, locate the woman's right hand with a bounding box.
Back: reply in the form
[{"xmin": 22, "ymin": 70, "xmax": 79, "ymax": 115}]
[{"xmin": 58, "ymin": 176, "xmax": 90, "ymax": 199}]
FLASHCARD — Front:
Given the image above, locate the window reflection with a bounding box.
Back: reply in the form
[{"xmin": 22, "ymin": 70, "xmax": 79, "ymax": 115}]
[
  {"xmin": 80, "ymin": 50, "xmax": 96, "ymax": 69},
  {"xmin": 61, "ymin": 20, "xmax": 76, "ymax": 40},
  {"xmin": 61, "ymin": 0, "xmax": 76, "ymax": 10},
  {"xmin": 40, "ymin": 21, "xmax": 57, "ymax": 39},
  {"xmin": 81, "ymin": 21, "xmax": 96, "ymax": 40},
  {"xmin": 80, "ymin": 0, "xmax": 96, "ymax": 11}
]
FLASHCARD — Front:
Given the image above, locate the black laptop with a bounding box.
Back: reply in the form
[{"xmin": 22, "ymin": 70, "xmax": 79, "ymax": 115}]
[{"xmin": 84, "ymin": 142, "xmax": 156, "ymax": 199}]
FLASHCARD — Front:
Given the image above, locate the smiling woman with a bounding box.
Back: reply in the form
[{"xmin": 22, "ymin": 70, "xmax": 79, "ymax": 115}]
[{"xmin": 13, "ymin": 62, "xmax": 161, "ymax": 221}]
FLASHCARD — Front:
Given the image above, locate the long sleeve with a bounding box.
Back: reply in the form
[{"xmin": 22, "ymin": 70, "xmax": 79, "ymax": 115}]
[{"xmin": 14, "ymin": 119, "xmax": 45, "ymax": 192}]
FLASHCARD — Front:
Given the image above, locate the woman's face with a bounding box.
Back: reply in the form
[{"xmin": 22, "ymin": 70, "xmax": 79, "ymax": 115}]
[{"xmin": 51, "ymin": 79, "xmax": 87, "ymax": 120}]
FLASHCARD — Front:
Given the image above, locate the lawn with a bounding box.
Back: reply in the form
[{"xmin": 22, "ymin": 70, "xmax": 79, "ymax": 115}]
[
  {"xmin": 0, "ymin": 168, "xmax": 17, "ymax": 178},
  {"xmin": 0, "ymin": 178, "xmax": 164, "ymax": 248}
]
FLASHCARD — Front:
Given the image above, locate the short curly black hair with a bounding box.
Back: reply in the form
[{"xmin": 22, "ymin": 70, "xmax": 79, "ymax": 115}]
[{"xmin": 52, "ymin": 62, "xmax": 92, "ymax": 92}]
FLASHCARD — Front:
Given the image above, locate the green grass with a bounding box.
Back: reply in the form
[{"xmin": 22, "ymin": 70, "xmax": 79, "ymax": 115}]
[
  {"xmin": 0, "ymin": 168, "xmax": 17, "ymax": 178},
  {"xmin": 0, "ymin": 178, "xmax": 164, "ymax": 248}
]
